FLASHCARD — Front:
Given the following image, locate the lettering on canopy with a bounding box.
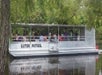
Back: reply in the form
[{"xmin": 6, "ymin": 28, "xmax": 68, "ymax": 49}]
[{"xmin": 21, "ymin": 44, "xmax": 42, "ymax": 48}]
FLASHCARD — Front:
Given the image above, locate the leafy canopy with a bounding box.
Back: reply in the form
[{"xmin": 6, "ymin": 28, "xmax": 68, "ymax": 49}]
[{"xmin": 10, "ymin": 0, "xmax": 102, "ymax": 28}]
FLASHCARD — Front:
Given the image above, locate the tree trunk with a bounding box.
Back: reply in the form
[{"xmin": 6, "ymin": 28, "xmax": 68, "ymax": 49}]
[{"xmin": 0, "ymin": 0, "xmax": 10, "ymax": 74}]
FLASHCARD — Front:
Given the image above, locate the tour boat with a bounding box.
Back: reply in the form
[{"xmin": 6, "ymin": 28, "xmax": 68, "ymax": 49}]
[{"xmin": 9, "ymin": 23, "xmax": 98, "ymax": 57}]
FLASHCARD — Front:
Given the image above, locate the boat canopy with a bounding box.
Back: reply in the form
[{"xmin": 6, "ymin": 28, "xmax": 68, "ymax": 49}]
[{"xmin": 11, "ymin": 23, "xmax": 85, "ymax": 27}]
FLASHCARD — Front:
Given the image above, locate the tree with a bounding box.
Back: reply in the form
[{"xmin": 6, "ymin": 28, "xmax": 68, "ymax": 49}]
[
  {"xmin": 0, "ymin": 0, "xmax": 10, "ymax": 74},
  {"xmin": 10, "ymin": 0, "xmax": 102, "ymax": 29},
  {"xmin": 84, "ymin": 0, "xmax": 102, "ymax": 28}
]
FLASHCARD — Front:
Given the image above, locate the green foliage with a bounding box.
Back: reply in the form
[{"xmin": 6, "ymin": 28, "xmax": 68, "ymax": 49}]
[
  {"xmin": 96, "ymin": 55, "xmax": 102, "ymax": 75},
  {"xmin": 84, "ymin": 0, "xmax": 102, "ymax": 28},
  {"xmin": 10, "ymin": 0, "xmax": 102, "ymax": 28}
]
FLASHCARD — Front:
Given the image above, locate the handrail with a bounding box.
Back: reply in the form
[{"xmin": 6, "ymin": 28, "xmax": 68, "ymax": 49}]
[{"xmin": 11, "ymin": 35, "xmax": 85, "ymax": 42}]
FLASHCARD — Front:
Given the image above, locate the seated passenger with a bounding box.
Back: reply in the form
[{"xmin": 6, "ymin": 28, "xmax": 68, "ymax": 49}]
[
  {"xmin": 53, "ymin": 34, "xmax": 57, "ymax": 40},
  {"xmin": 14, "ymin": 34, "xmax": 19, "ymax": 41},
  {"xmin": 77, "ymin": 35, "xmax": 80, "ymax": 41},
  {"xmin": 17, "ymin": 36, "xmax": 26, "ymax": 41},
  {"xmin": 48, "ymin": 32, "xmax": 52, "ymax": 42},
  {"xmin": 18, "ymin": 36, "xmax": 23, "ymax": 41},
  {"xmin": 39, "ymin": 35, "xmax": 44, "ymax": 41},
  {"xmin": 23, "ymin": 36, "xmax": 27, "ymax": 41},
  {"xmin": 58, "ymin": 35, "xmax": 63, "ymax": 41},
  {"xmin": 44, "ymin": 36, "xmax": 47, "ymax": 41},
  {"xmin": 63, "ymin": 32, "xmax": 68, "ymax": 41},
  {"xmin": 31, "ymin": 36, "xmax": 35, "ymax": 41},
  {"xmin": 13, "ymin": 33, "xmax": 19, "ymax": 41},
  {"xmin": 50, "ymin": 34, "xmax": 57, "ymax": 42},
  {"xmin": 61, "ymin": 34, "xmax": 64, "ymax": 41}
]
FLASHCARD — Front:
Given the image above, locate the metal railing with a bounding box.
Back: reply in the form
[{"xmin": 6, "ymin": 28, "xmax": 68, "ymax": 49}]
[{"xmin": 11, "ymin": 35, "xmax": 85, "ymax": 42}]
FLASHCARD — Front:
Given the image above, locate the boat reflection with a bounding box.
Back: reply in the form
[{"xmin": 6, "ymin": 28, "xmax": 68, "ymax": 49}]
[{"xmin": 9, "ymin": 55, "xmax": 98, "ymax": 75}]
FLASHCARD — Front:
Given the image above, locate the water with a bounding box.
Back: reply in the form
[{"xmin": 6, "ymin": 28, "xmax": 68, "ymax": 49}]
[
  {"xmin": 8, "ymin": 55, "xmax": 96, "ymax": 75},
  {"xmin": 1, "ymin": 54, "xmax": 102, "ymax": 75}
]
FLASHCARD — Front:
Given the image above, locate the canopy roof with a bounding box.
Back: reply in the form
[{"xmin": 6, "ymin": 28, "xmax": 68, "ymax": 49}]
[{"xmin": 11, "ymin": 23, "xmax": 85, "ymax": 27}]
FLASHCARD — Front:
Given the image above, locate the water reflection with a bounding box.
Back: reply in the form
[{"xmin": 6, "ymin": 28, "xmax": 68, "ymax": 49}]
[{"xmin": 9, "ymin": 55, "xmax": 98, "ymax": 75}]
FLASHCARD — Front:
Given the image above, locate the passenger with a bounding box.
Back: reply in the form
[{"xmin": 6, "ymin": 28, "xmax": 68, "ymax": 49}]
[
  {"xmin": 48, "ymin": 32, "xmax": 51, "ymax": 41},
  {"xmin": 49, "ymin": 34, "xmax": 57, "ymax": 42},
  {"xmin": 58, "ymin": 35, "xmax": 63, "ymax": 41},
  {"xmin": 53, "ymin": 34, "xmax": 57, "ymax": 41},
  {"xmin": 77, "ymin": 35, "xmax": 80, "ymax": 41},
  {"xmin": 32, "ymin": 31, "xmax": 35, "ymax": 41},
  {"xmin": 18, "ymin": 36, "xmax": 24, "ymax": 41},
  {"xmin": 23, "ymin": 36, "xmax": 27, "ymax": 41},
  {"xmin": 39, "ymin": 35, "xmax": 44, "ymax": 41},
  {"xmin": 63, "ymin": 32, "xmax": 68, "ymax": 41},
  {"xmin": 44, "ymin": 36, "xmax": 47, "ymax": 41},
  {"xmin": 15, "ymin": 34, "xmax": 19, "ymax": 41},
  {"xmin": 16, "ymin": 35, "xmax": 26, "ymax": 41},
  {"xmin": 61, "ymin": 34, "xmax": 64, "ymax": 41},
  {"xmin": 73, "ymin": 32, "xmax": 78, "ymax": 41}
]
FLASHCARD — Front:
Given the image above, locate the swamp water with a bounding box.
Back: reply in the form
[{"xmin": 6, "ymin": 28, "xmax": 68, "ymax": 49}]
[{"xmin": 1, "ymin": 54, "xmax": 102, "ymax": 75}]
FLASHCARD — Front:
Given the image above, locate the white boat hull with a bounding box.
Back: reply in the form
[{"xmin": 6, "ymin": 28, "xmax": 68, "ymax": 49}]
[{"xmin": 9, "ymin": 41, "xmax": 98, "ymax": 57}]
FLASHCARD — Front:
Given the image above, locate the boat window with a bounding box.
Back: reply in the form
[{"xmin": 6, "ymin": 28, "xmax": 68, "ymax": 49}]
[
  {"xmin": 59, "ymin": 26, "xmax": 85, "ymax": 41},
  {"xmin": 11, "ymin": 24, "xmax": 85, "ymax": 42},
  {"xmin": 48, "ymin": 26, "xmax": 58, "ymax": 42},
  {"xmin": 31, "ymin": 26, "xmax": 48, "ymax": 42},
  {"xmin": 11, "ymin": 25, "xmax": 30, "ymax": 42}
]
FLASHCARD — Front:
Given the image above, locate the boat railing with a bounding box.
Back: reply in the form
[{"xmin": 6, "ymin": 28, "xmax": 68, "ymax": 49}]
[
  {"xmin": 11, "ymin": 35, "xmax": 85, "ymax": 42},
  {"xmin": 11, "ymin": 36, "xmax": 48, "ymax": 42}
]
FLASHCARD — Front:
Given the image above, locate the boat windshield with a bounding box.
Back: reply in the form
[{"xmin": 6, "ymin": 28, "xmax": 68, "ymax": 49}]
[{"xmin": 10, "ymin": 24, "xmax": 85, "ymax": 42}]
